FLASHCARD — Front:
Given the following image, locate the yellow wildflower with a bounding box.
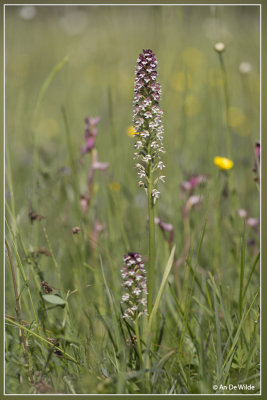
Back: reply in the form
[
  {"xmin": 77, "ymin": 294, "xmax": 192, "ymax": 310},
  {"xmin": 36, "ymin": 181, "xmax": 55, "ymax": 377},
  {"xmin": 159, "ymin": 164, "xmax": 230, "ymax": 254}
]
[
  {"xmin": 214, "ymin": 156, "xmax": 234, "ymax": 170},
  {"xmin": 227, "ymin": 107, "xmax": 245, "ymax": 128},
  {"xmin": 183, "ymin": 48, "xmax": 204, "ymax": 69},
  {"xmin": 109, "ymin": 181, "xmax": 121, "ymax": 193},
  {"xmin": 127, "ymin": 125, "xmax": 139, "ymax": 137},
  {"xmin": 185, "ymin": 95, "xmax": 201, "ymax": 116},
  {"xmin": 171, "ymin": 71, "xmax": 192, "ymax": 92}
]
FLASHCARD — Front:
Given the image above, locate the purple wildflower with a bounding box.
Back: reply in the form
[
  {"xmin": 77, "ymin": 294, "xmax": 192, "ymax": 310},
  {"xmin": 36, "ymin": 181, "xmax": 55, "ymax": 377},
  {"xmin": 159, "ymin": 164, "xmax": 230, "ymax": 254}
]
[
  {"xmin": 80, "ymin": 194, "xmax": 89, "ymax": 214},
  {"xmin": 237, "ymin": 209, "xmax": 259, "ymax": 232},
  {"xmin": 181, "ymin": 174, "xmax": 208, "ymax": 197},
  {"xmin": 237, "ymin": 209, "xmax": 248, "ymax": 219},
  {"xmin": 184, "ymin": 195, "xmax": 203, "ymax": 214},
  {"xmin": 81, "ymin": 116, "xmax": 100, "ymax": 156},
  {"xmin": 154, "ymin": 217, "xmax": 174, "ymax": 245},
  {"xmin": 133, "ymin": 49, "xmax": 165, "ymax": 199},
  {"xmin": 246, "ymin": 217, "xmax": 259, "ymax": 231},
  {"xmin": 121, "ymin": 252, "xmax": 148, "ymax": 321},
  {"xmin": 88, "ymin": 150, "xmax": 109, "ymax": 192}
]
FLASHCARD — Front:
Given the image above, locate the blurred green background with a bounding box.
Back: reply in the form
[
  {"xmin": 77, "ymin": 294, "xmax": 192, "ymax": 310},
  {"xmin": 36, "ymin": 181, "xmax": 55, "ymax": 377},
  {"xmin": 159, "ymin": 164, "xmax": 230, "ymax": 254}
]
[{"xmin": 5, "ymin": 4, "xmax": 260, "ymax": 278}]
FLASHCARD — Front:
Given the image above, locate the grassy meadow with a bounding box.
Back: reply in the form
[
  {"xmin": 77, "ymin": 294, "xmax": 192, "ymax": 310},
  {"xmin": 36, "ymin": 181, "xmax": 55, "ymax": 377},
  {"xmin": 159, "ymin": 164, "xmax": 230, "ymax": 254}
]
[{"xmin": 5, "ymin": 5, "xmax": 260, "ymax": 395}]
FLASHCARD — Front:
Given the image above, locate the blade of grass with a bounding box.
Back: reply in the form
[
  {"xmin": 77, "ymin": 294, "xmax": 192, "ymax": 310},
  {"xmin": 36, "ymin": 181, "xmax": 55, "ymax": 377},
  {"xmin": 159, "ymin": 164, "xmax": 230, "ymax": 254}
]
[
  {"xmin": 5, "ymin": 317, "xmax": 78, "ymax": 363},
  {"xmin": 243, "ymin": 251, "xmax": 260, "ymax": 300},
  {"xmin": 5, "ymin": 218, "xmax": 45, "ymax": 356},
  {"xmin": 213, "ymin": 286, "xmax": 222, "ymax": 381},
  {"xmin": 168, "ymin": 283, "xmax": 199, "ymax": 353},
  {"xmin": 239, "ymin": 221, "xmax": 246, "ymax": 318},
  {"xmin": 5, "ymin": 240, "xmax": 33, "ymax": 383},
  {"xmin": 222, "ymin": 286, "xmax": 260, "ymax": 370},
  {"xmin": 99, "ymin": 256, "xmax": 125, "ymax": 393},
  {"xmin": 33, "ymin": 56, "xmax": 69, "ymax": 198},
  {"xmin": 148, "ymin": 245, "xmax": 176, "ymax": 331}
]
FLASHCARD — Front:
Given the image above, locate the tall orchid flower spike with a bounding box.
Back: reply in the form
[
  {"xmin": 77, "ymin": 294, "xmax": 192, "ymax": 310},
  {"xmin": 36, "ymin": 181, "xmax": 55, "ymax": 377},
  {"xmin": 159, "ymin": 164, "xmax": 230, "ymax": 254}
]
[
  {"xmin": 133, "ymin": 49, "xmax": 165, "ymax": 201},
  {"xmin": 132, "ymin": 49, "xmax": 165, "ymax": 314}
]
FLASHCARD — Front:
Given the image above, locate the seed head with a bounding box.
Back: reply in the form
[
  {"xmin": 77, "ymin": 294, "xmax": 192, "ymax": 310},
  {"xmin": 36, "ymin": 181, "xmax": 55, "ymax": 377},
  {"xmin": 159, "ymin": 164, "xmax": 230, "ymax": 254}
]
[{"xmin": 214, "ymin": 42, "xmax": 225, "ymax": 53}]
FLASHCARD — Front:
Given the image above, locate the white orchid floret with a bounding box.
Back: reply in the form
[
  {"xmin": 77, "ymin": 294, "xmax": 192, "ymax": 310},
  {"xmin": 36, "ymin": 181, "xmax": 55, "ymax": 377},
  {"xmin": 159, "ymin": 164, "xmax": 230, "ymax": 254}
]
[
  {"xmin": 135, "ymin": 141, "xmax": 143, "ymax": 149},
  {"xmin": 143, "ymin": 154, "xmax": 152, "ymax": 162},
  {"xmin": 138, "ymin": 171, "xmax": 146, "ymax": 179},
  {"xmin": 125, "ymin": 279, "xmax": 134, "ymax": 287},
  {"xmin": 151, "ymin": 141, "xmax": 159, "ymax": 148},
  {"xmin": 157, "ymin": 161, "xmax": 165, "ymax": 170},
  {"xmin": 144, "ymin": 111, "xmax": 152, "ymax": 119},
  {"xmin": 140, "ymin": 298, "xmax": 147, "ymax": 306},
  {"xmin": 152, "ymin": 189, "xmax": 160, "ymax": 199},
  {"xmin": 133, "ymin": 287, "xmax": 142, "ymax": 296},
  {"xmin": 122, "ymin": 293, "xmax": 130, "ymax": 302},
  {"xmin": 140, "ymin": 130, "xmax": 150, "ymax": 138},
  {"xmin": 136, "ymin": 163, "xmax": 145, "ymax": 170}
]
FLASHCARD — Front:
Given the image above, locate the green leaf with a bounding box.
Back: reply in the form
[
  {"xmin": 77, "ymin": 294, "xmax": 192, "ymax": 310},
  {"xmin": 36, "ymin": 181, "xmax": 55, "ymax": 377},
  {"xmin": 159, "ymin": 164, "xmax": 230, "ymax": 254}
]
[
  {"xmin": 149, "ymin": 245, "xmax": 176, "ymax": 330},
  {"xmin": 42, "ymin": 294, "xmax": 66, "ymax": 305}
]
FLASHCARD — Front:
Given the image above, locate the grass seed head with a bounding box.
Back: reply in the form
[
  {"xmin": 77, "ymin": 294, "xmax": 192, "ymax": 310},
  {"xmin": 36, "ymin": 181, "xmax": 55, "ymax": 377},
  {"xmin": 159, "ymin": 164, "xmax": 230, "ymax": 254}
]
[{"xmin": 214, "ymin": 42, "xmax": 225, "ymax": 53}]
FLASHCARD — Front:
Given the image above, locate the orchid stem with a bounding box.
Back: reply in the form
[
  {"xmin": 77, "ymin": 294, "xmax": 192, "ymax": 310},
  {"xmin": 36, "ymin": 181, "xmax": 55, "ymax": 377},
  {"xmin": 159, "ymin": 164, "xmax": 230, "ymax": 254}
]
[
  {"xmin": 147, "ymin": 155, "xmax": 155, "ymax": 316},
  {"xmin": 135, "ymin": 318, "xmax": 143, "ymax": 369}
]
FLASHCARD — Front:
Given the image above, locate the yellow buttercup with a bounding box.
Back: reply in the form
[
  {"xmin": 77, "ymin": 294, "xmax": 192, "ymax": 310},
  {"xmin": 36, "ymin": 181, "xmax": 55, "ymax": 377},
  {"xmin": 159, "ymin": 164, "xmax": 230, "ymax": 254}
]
[{"xmin": 214, "ymin": 156, "xmax": 234, "ymax": 170}]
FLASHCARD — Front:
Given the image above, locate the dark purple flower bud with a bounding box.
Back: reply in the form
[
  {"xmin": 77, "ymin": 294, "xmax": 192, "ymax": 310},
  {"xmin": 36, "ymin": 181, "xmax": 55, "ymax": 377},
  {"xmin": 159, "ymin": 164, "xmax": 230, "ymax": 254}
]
[
  {"xmin": 253, "ymin": 140, "xmax": 260, "ymax": 183},
  {"xmin": 72, "ymin": 226, "xmax": 81, "ymax": 234},
  {"xmin": 255, "ymin": 141, "xmax": 260, "ymax": 160}
]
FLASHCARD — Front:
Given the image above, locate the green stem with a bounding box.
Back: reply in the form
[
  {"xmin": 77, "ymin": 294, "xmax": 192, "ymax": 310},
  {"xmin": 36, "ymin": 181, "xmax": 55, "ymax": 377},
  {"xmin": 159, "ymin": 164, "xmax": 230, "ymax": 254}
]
[
  {"xmin": 147, "ymin": 156, "xmax": 155, "ymax": 316},
  {"xmin": 218, "ymin": 53, "xmax": 231, "ymax": 159},
  {"xmin": 61, "ymin": 106, "xmax": 79, "ymax": 202},
  {"xmin": 218, "ymin": 52, "xmax": 238, "ymax": 228},
  {"xmin": 239, "ymin": 221, "xmax": 246, "ymax": 318},
  {"xmin": 135, "ymin": 317, "xmax": 143, "ymax": 369}
]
